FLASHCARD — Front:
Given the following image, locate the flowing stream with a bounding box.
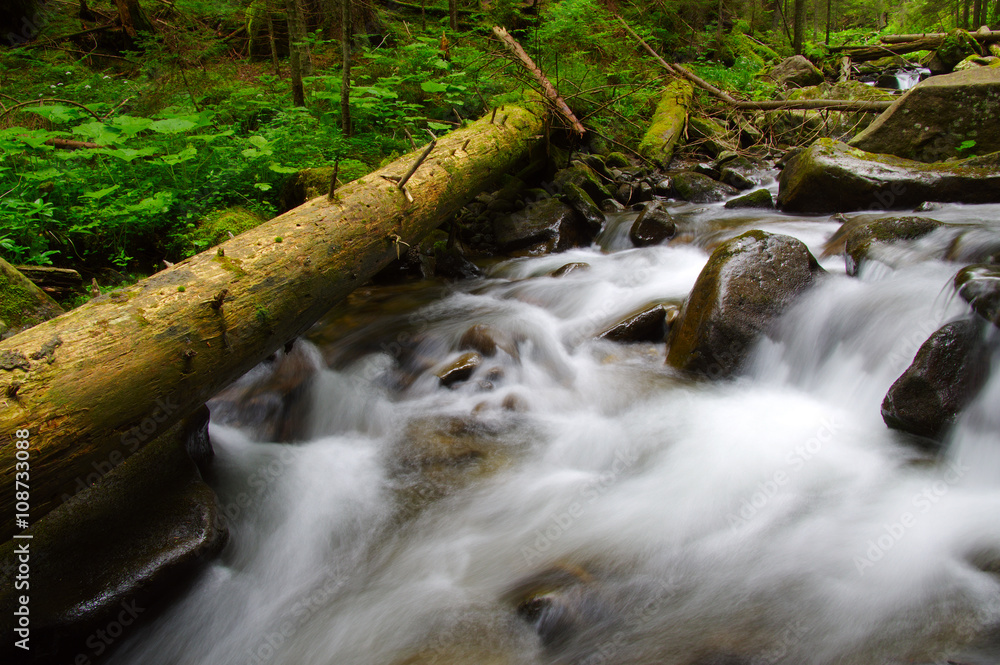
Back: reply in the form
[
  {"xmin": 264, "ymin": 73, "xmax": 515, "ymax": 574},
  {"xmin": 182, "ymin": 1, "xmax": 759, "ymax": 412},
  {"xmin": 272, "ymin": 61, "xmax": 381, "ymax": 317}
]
[{"xmin": 107, "ymin": 188, "xmax": 1000, "ymax": 665}]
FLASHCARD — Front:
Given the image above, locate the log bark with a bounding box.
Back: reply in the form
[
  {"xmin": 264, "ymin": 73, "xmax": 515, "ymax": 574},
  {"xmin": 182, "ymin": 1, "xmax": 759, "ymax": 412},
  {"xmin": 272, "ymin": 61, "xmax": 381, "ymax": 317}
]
[
  {"xmin": 616, "ymin": 15, "xmax": 892, "ymax": 113},
  {"xmin": 827, "ymin": 36, "xmax": 944, "ymax": 61},
  {"xmin": 0, "ymin": 101, "xmax": 547, "ymax": 542},
  {"xmin": 492, "ymin": 26, "xmax": 585, "ymax": 137},
  {"xmin": 879, "ymin": 30, "xmax": 1000, "ymax": 44}
]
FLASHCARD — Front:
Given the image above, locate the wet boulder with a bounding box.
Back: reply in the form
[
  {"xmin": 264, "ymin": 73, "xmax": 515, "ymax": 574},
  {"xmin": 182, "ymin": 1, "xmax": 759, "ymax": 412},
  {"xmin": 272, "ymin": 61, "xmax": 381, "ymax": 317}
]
[
  {"xmin": 599, "ymin": 303, "xmax": 676, "ymax": 343},
  {"xmin": 673, "ymin": 172, "xmax": 740, "ymax": 204},
  {"xmin": 0, "ymin": 410, "xmax": 227, "ymax": 663},
  {"xmin": 923, "ymin": 28, "xmax": 983, "ymax": 74},
  {"xmin": 561, "ymin": 182, "xmax": 606, "ymax": 236},
  {"xmin": 881, "ymin": 316, "xmax": 991, "ymax": 442},
  {"xmin": 493, "ymin": 198, "xmax": 595, "ymax": 254},
  {"xmin": 766, "ymin": 55, "xmax": 825, "ymax": 88},
  {"xmin": 639, "ymin": 80, "xmax": 694, "ymax": 167},
  {"xmin": 777, "ymin": 139, "xmax": 1000, "ymax": 213},
  {"xmin": 841, "ymin": 216, "xmax": 944, "ymax": 275},
  {"xmin": 436, "ymin": 352, "xmax": 482, "ymax": 386},
  {"xmin": 667, "ymin": 231, "xmax": 825, "ymax": 378},
  {"xmin": 955, "ymin": 264, "xmax": 1000, "ymax": 326},
  {"xmin": 724, "ymin": 189, "xmax": 775, "ymax": 210},
  {"xmin": 850, "ymin": 67, "xmax": 1000, "ymax": 162},
  {"xmin": 629, "ymin": 201, "xmax": 676, "ymax": 246},
  {"xmin": 553, "ymin": 161, "xmax": 613, "ymax": 203}
]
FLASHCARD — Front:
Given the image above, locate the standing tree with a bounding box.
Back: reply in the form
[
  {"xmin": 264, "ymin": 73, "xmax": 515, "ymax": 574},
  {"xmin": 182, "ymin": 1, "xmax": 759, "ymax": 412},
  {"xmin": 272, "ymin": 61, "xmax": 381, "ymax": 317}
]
[
  {"xmin": 341, "ymin": 0, "xmax": 352, "ymax": 136},
  {"xmin": 792, "ymin": 0, "xmax": 806, "ymax": 54},
  {"xmin": 449, "ymin": 0, "xmax": 458, "ymax": 31},
  {"xmin": 284, "ymin": 0, "xmax": 311, "ymax": 106},
  {"xmin": 113, "ymin": 0, "xmax": 157, "ymax": 38}
]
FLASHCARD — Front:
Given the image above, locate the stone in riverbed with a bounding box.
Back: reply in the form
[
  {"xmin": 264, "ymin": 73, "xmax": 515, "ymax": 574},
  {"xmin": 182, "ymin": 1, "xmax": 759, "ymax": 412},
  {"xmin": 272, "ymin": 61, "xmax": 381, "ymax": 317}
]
[
  {"xmin": 667, "ymin": 231, "xmax": 825, "ymax": 378},
  {"xmin": 841, "ymin": 216, "xmax": 944, "ymax": 276},
  {"xmin": 0, "ymin": 409, "xmax": 227, "ymax": 663},
  {"xmin": 492, "ymin": 198, "xmax": 594, "ymax": 254},
  {"xmin": 955, "ymin": 264, "xmax": 1000, "ymax": 326},
  {"xmin": 437, "ymin": 352, "xmax": 482, "ymax": 386},
  {"xmin": 881, "ymin": 316, "xmax": 991, "ymax": 443},
  {"xmin": 850, "ymin": 67, "xmax": 1000, "ymax": 162},
  {"xmin": 767, "ymin": 55, "xmax": 825, "ymax": 88},
  {"xmin": 459, "ymin": 324, "xmax": 498, "ymax": 357},
  {"xmin": 629, "ymin": 201, "xmax": 676, "ymax": 247},
  {"xmin": 777, "ymin": 139, "xmax": 1000, "ymax": 213},
  {"xmin": 673, "ymin": 172, "xmax": 740, "ymax": 204},
  {"xmin": 724, "ymin": 189, "xmax": 775, "ymax": 210},
  {"xmin": 599, "ymin": 303, "xmax": 675, "ymax": 343}
]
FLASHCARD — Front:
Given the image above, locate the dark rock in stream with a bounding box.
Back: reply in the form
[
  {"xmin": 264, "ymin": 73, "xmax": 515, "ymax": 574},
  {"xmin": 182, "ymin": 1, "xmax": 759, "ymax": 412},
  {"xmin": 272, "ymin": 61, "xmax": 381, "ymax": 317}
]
[
  {"xmin": 841, "ymin": 216, "xmax": 944, "ymax": 276},
  {"xmin": 599, "ymin": 303, "xmax": 676, "ymax": 343},
  {"xmin": 0, "ymin": 410, "xmax": 227, "ymax": 664},
  {"xmin": 673, "ymin": 172, "xmax": 740, "ymax": 204},
  {"xmin": 955, "ymin": 264, "xmax": 1000, "ymax": 327},
  {"xmin": 550, "ymin": 262, "xmax": 591, "ymax": 278},
  {"xmin": 459, "ymin": 324, "xmax": 499, "ymax": 357},
  {"xmin": 667, "ymin": 231, "xmax": 825, "ymax": 378},
  {"xmin": 560, "ymin": 182, "xmax": 606, "ymax": 235},
  {"xmin": 436, "ymin": 352, "xmax": 482, "ymax": 386},
  {"xmin": 882, "ymin": 316, "xmax": 991, "ymax": 442},
  {"xmin": 629, "ymin": 201, "xmax": 676, "ymax": 247},
  {"xmin": 493, "ymin": 198, "xmax": 594, "ymax": 254}
]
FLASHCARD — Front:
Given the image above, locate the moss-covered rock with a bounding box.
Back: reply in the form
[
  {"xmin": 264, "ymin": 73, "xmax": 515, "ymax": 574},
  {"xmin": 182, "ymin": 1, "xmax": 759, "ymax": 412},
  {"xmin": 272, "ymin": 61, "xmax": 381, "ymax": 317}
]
[
  {"xmin": 924, "ymin": 28, "xmax": 983, "ymax": 74},
  {"xmin": 605, "ymin": 152, "xmax": 631, "ymax": 168},
  {"xmin": 953, "ymin": 54, "xmax": 1000, "ymax": 71},
  {"xmin": 777, "ymin": 139, "xmax": 1000, "ymax": 213},
  {"xmin": 188, "ymin": 207, "xmax": 268, "ymax": 253},
  {"xmin": 850, "ymin": 67, "xmax": 1000, "ymax": 162},
  {"xmin": 561, "ymin": 182, "xmax": 606, "ymax": 236},
  {"xmin": 0, "ymin": 257, "xmax": 63, "ymax": 337},
  {"xmin": 673, "ymin": 172, "xmax": 739, "ymax": 203},
  {"xmin": 492, "ymin": 198, "xmax": 594, "ymax": 254},
  {"xmin": 724, "ymin": 189, "xmax": 775, "ymax": 210},
  {"xmin": 666, "ymin": 230, "xmax": 825, "ymax": 378},
  {"xmin": 766, "ymin": 55, "xmax": 824, "ymax": 88},
  {"xmin": 841, "ymin": 216, "xmax": 944, "ymax": 275},
  {"xmin": 0, "ymin": 408, "xmax": 227, "ymax": 663},
  {"xmin": 638, "ymin": 80, "xmax": 694, "ymax": 168},
  {"xmin": 881, "ymin": 316, "xmax": 991, "ymax": 443},
  {"xmin": 553, "ymin": 161, "xmax": 613, "ymax": 203}
]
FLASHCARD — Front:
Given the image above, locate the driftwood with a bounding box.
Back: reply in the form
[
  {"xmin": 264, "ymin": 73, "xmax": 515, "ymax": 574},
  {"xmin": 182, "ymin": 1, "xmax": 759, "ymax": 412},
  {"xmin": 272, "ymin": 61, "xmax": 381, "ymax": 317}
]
[
  {"xmin": 492, "ymin": 26, "xmax": 586, "ymax": 137},
  {"xmin": 616, "ymin": 16, "xmax": 892, "ymax": 113},
  {"xmin": 0, "ymin": 101, "xmax": 548, "ymax": 541}
]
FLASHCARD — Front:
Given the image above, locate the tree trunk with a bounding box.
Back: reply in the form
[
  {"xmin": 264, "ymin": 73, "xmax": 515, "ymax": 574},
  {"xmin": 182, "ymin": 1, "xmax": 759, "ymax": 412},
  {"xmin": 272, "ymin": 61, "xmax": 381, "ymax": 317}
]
[
  {"xmin": 341, "ymin": 0, "xmax": 352, "ymax": 136},
  {"xmin": 825, "ymin": 0, "xmax": 832, "ymax": 43},
  {"xmin": 449, "ymin": 0, "xmax": 458, "ymax": 31},
  {"xmin": 285, "ymin": 0, "xmax": 305, "ymax": 106},
  {"xmin": 792, "ymin": 0, "xmax": 806, "ymax": 54},
  {"xmin": 266, "ymin": 6, "xmax": 280, "ymax": 78},
  {"xmin": 112, "ymin": 0, "xmax": 156, "ymax": 37},
  {"xmin": 0, "ymin": 101, "xmax": 548, "ymax": 543}
]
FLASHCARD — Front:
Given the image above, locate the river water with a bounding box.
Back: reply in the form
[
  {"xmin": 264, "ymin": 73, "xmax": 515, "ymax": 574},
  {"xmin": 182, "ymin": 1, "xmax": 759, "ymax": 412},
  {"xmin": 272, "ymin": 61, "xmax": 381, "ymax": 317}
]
[{"xmin": 107, "ymin": 187, "xmax": 1000, "ymax": 665}]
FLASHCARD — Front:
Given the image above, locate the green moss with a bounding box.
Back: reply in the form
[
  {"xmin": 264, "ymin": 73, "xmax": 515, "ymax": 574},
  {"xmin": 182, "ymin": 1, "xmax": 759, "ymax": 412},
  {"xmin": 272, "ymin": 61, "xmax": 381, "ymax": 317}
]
[
  {"xmin": 638, "ymin": 80, "xmax": 694, "ymax": 167},
  {"xmin": 189, "ymin": 207, "xmax": 267, "ymax": 253},
  {"xmin": 0, "ymin": 272, "xmax": 36, "ymax": 328},
  {"xmin": 213, "ymin": 255, "xmax": 247, "ymax": 278}
]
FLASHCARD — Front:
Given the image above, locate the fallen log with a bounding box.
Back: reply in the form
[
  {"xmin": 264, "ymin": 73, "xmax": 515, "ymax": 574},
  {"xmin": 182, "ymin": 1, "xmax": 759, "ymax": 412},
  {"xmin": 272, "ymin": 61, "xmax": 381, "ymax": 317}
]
[
  {"xmin": 13, "ymin": 265, "xmax": 83, "ymax": 297},
  {"xmin": 827, "ymin": 36, "xmax": 943, "ymax": 61},
  {"xmin": 0, "ymin": 99, "xmax": 547, "ymax": 542},
  {"xmin": 880, "ymin": 29, "xmax": 1000, "ymax": 44},
  {"xmin": 492, "ymin": 26, "xmax": 586, "ymax": 137},
  {"xmin": 615, "ymin": 15, "xmax": 892, "ymax": 113}
]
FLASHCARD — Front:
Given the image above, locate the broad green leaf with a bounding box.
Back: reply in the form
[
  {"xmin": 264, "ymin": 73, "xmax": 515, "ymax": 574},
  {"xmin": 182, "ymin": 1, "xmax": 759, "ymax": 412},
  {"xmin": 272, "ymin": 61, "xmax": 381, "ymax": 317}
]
[
  {"xmin": 81, "ymin": 184, "xmax": 121, "ymax": 200},
  {"xmin": 11, "ymin": 130, "xmax": 67, "ymax": 150},
  {"xmin": 420, "ymin": 81, "xmax": 449, "ymax": 93},
  {"xmin": 73, "ymin": 121, "xmax": 126, "ymax": 145},
  {"xmin": 190, "ymin": 130, "xmax": 233, "ymax": 142},
  {"xmin": 22, "ymin": 167, "xmax": 63, "ymax": 181},
  {"xmin": 248, "ymin": 135, "xmax": 268, "ymax": 149},
  {"xmin": 427, "ymin": 122, "xmax": 450, "ymax": 131},
  {"xmin": 22, "ymin": 105, "xmax": 78, "ymax": 124},
  {"xmin": 254, "ymin": 183, "xmax": 272, "ymax": 191},
  {"xmin": 93, "ymin": 147, "xmax": 157, "ymax": 162},
  {"xmin": 268, "ymin": 162, "xmax": 299, "ymax": 174},
  {"xmin": 149, "ymin": 117, "xmax": 199, "ymax": 134},
  {"xmin": 112, "ymin": 115, "xmax": 154, "ymax": 137},
  {"xmin": 158, "ymin": 145, "xmax": 198, "ymax": 165}
]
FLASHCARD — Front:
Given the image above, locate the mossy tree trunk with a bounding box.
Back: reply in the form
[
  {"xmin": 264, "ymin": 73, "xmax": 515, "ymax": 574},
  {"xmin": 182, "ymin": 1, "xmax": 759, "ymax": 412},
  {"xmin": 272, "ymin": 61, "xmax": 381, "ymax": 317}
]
[
  {"xmin": 113, "ymin": 0, "xmax": 156, "ymax": 38},
  {"xmin": 0, "ymin": 101, "xmax": 548, "ymax": 543},
  {"xmin": 792, "ymin": 0, "xmax": 806, "ymax": 54}
]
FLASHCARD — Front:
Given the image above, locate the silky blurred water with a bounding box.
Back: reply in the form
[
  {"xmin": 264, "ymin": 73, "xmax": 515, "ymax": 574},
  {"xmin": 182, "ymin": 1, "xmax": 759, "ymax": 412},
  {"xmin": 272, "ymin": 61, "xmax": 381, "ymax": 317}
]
[{"xmin": 107, "ymin": 200, "xmax": 1000, "ymax": 665}]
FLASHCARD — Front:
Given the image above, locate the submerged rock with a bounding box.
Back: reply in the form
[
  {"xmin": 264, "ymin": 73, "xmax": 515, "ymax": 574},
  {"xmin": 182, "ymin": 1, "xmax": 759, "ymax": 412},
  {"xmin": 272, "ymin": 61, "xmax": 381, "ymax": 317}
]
[
  {"xmin": 673, "ymin": 172, "xmax": 740, "ymax": 204},
  {"xmin": 667, "ymin": 231, "xmax": 825, "ymax": 378},
  {"xmin": 459, "ymin": 324, "xmax": 499, "ymax": 357},
  {"xmin": 955, "ymin": 264, "xmax": 1000, "ymax": 326},
  {"xmin": 0, "ymin": 411, "xmax": 227, "ymax": 663},
  {"xmin": 841, "ymin": 216, "xmax": 944, "ymax": 275},
  {"xmin": 850, "ymin": 67, "xmax": 1000, "ymax": 162},
  {"xmin": 882, "ymin": 316, "xmax": 991, "ymax": 442},
  {"xmin": 777, "ymin": 139, "xmax": 1000, "ymax": 213},
  {"xmin": 599, "ymin": 303, "xmax": 674, "ymax": 343},
  {"xmin": 629, "ymin": 201, "xmax": 676, "ymax": 246},
  {"xmin": 436, "ymin": 352, "xmax": 482, "ymax": 386}
]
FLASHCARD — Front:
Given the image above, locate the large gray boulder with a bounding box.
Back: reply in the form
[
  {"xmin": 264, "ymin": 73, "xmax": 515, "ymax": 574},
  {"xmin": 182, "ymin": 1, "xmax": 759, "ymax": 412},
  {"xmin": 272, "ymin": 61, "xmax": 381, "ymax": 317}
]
[
  {"xmin": 850, "ymin": 67, "xmax": 1000, "ymax": 162},
  {"xmin": 666, "ymin": 231, "xmax": 825, "ymax": 378},
  {"xmin": 882, "ymin": 317, "xmax": 991, "ymax": 443},
  {"xmin": 777, "ymin": 139, "xmax": 1000, "ymax": 213},
  {"xmin": 766, "ymin": 55, "xmax": 825, "ymax": 88}
]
